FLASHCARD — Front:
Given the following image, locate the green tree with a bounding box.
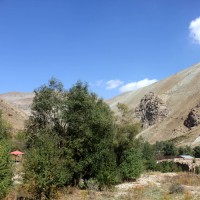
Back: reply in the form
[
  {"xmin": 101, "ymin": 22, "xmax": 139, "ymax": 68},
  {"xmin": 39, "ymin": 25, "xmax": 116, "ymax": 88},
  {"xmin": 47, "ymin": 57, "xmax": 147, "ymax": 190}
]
[
  {"xmin": 26, "ymin": 79, "xmax": 117, "ymax": 189},
  {"xmin": 178, "ymin": 146, "xmax": 193, "ymax": 156},
  {"xmin": 142, "ymin": 142, "xmax": 157, "ymax": 170},
  {"xmin": 163, "ymin": 142, "xmax": 177, "ymax": 156},
  {"xmin": 0, "ymin": 111, "xmax": 10, "ymax": 140},
  {"xmin": 113, "ymin": 103, "xmax": 141, "ymax": 165},
  {"xmin": 0, "ymin": 140, "xmax": 12, "ymax": 199},
  {"xmin": 64, "ymin": 81, "xmax": 116, "ymax": 186},
  {"xmin": 0, "ymin": 113, "xmax": 12, "ymax": 199},
  {"xmin": 194, "ymin": 146, "xmax": 200, "ymax": 158},
  {"xmin": 23, "ymin": 129, "xmax": 72, "ymax": 200},
  {"xmin": 26, "ymin": 78, "xmax": 68, "ymax": 146},
  {"xmin": 119, "ymin": 148, "xmax": 143, "ymax": 180},
  {"xmin": 154, "ymin": 141, "xmax": 178, "ymax": 157}
]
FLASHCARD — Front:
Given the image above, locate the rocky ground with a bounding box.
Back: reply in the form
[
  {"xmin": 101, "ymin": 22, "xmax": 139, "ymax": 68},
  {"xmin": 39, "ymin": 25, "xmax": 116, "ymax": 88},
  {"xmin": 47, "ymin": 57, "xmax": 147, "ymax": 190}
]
[{"xmin": 58, "ymin": 172, "xmax": 200, "ymax": 200}]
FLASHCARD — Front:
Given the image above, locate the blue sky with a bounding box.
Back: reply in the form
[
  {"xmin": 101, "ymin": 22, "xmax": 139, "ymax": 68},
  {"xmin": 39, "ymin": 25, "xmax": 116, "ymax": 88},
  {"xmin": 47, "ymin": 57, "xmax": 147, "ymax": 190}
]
[{"xmin": 1, "ymin": 0, "xmax": 200, "ymax": 99}]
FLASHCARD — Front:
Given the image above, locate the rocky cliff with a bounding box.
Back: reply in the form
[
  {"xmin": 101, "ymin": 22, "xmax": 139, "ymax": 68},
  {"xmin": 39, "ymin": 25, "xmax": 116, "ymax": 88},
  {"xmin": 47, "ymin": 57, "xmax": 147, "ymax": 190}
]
[
  {"xmin": 184, "ymin": 103, "xmax": 200, "ymax": 128},
  {"xmin": 135, "ymin": 92, "xmax": 168, "ymax": 128},
  {"xmin": 107, "ymin": 62, "xmax": 200, "ymax": 146}
]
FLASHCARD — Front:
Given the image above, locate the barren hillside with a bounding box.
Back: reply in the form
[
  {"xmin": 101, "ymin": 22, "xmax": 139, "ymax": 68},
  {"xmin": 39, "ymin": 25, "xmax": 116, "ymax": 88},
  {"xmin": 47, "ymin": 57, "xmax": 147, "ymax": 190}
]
[
  {"xmin": 0, "ymin": 92, "xmax": 34, "ymax": 115},
  {"xmin": 0, "ymin": 98, "xmax": 28, "ymax": 130},
  {"xmin": 2, "ymin": 63, "xmax": 200, "ymax": 145},
  {"xmin": 107, "ymin": 63, "xmax": 200, "ymax": 146}
]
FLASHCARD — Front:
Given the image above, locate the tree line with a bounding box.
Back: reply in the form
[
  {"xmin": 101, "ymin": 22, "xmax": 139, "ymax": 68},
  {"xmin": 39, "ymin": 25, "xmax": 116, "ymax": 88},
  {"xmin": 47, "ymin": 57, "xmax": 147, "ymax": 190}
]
[{"xmin": 2, "ymin": 78, "xmax": 200, "ymax": 199}]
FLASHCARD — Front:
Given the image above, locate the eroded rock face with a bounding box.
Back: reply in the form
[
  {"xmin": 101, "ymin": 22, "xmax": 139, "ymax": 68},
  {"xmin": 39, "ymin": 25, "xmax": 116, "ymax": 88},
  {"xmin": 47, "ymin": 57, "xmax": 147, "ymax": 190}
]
[
  {"xmin": 135, "ymin": 92, "xmax": 168, "ymax": 128},
  {"xmin": 184, "ymin": 104, "xmax": 200, "ymax": 128}
]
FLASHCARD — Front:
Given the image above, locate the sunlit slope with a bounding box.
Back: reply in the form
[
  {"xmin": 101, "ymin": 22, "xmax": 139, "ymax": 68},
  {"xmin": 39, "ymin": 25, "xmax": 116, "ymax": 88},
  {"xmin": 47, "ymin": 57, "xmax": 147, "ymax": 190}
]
[
  {"xmin": 107, "ymin": 63, "xmax": 200, "ymax": 146},
  {"xmin": 0, "ymin": 98, "xmax": 28, "ymax": 130}
]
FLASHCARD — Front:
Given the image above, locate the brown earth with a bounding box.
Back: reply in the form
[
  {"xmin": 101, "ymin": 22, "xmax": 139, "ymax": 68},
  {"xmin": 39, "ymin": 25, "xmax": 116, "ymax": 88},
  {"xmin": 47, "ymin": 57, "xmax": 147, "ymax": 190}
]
[
  {"xmin": 57, "ymin": 172, "xmax": 200, "ymax": 200},
  {"xmin": 0, "ymin": 98, "xmax": 28, "ymax": 130},
  {"xmin": 107, "ymin": 62, "xmax": 200, "ymax": 146},
  {"xmin": 0, "ymin": 92, "xmax": 34, "ymax": 115}
]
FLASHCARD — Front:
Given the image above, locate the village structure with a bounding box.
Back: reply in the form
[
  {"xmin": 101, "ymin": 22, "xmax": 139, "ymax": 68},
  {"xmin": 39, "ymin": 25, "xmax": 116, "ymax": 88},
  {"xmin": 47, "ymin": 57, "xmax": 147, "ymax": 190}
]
[{"xmin": 157, "ymin": 155, "xmax": 200, "ymax": 173}]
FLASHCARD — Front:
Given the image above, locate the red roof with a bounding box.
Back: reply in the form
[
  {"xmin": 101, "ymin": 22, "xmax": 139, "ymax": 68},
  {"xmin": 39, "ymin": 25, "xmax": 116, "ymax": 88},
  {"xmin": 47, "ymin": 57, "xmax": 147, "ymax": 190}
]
[{"xmin": 10, "ymin": 150, "xmax": 24, "ymax": 155}]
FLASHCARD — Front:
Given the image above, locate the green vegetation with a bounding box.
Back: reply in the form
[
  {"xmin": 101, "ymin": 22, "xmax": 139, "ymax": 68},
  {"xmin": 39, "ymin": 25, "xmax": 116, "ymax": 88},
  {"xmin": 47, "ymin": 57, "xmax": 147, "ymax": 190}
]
[
  {"xmin": 142, "ymin": 142, "xmax": 157, "ymax": 170},
  {"xmin": 23, "ymin": 130, "xmax": 71, "ymax": 199},
  {"xmin": 193, "ymin": 146, "xmax": 200, "ymax": 158},
  {"xmin": 24, "ymin": 79, "xmax": 118, "ymax": 198},
  {"xmin": 119, "ymin": 148, "xmax": 143, "ymax": 180},
  {"xmin": 0, "ymin": 113, "xmax": 13, "ymax": 199},
  {"xmin": 11, "ymin": 78, "xmax": 200, "ymax": 199}
]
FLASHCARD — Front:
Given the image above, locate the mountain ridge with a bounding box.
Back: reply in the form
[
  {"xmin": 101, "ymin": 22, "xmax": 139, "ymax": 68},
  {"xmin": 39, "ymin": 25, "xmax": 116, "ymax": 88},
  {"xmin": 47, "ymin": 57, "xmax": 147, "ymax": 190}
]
[
  {"xmin": 1, "ymin": 62, "xmax": 200, "ymax": 146},
  {"xmin": 107, "ymin": 62, "xmax": 200, "ymax": 146}
]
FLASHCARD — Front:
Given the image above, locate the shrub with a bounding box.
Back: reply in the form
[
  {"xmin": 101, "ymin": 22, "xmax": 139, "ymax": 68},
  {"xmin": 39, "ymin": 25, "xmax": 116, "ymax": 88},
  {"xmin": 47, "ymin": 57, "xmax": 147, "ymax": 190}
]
[
  {"xmin": 120, "ymin": 148, "xmax": 143, "ymax": 180},
  {"xmin": 169, "ymin": 183, "xmax": 184, "ymax": 194}
]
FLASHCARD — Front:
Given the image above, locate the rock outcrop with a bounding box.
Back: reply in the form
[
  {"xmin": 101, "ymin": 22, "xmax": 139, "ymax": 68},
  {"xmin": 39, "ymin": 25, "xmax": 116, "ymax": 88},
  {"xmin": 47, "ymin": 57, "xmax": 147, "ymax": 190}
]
[
  {"xmin": 135, "ymin": 92, "xmax": 168, "ymax": 128},
  {"xmin": 184, "ymin": 104, "xmax": 200, "ymax": 128}
]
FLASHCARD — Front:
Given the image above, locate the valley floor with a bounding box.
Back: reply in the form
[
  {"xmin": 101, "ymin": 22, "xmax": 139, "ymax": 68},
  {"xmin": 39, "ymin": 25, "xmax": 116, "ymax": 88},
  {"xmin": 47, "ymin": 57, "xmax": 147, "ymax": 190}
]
[{"xmin": 58, "ymin": 172, "xmax": 200, "ymax": 200}]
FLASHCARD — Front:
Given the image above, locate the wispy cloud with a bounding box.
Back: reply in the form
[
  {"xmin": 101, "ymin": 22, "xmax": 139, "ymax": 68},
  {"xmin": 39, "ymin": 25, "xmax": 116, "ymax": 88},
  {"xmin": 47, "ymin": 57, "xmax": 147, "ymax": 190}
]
[
  {"xmin": 106, "ymin": 79, "xmax": 123, "ymax": 90},
  {"xmin": 92, "ymin": 78, "xmax": 157, "ymax": 94},
  {"xmin": 189, "ymin": 16, "xmax": 200, "ymax": 44},
  {"xmin": 90, "ymin": 80, "xmax": 104, "ymax": 87},
  {"xmin": 119, "ymin": 78, "xmax": 158, "ymax": 93}
]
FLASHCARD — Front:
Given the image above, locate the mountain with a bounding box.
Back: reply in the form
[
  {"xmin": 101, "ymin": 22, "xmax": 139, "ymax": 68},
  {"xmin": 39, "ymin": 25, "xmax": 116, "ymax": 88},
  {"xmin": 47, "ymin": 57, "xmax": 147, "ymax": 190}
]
[
  {"xmin": 0, "ymin": 92, "xmax": 34, "ymax": 131},
  {"xmin": 0, "ymin": 92, "xmax": 34, "ymax": 115},
  {"xmin": 107, "ymin": 62, "xmax": 200, "ymax": 146},
  {"xmin": 1, "ymin": 63, "xmax": 200, "ymax": 146},
  {"xmin": 0, "ymin": 98, "xmax": 28, "ymax": 130}
]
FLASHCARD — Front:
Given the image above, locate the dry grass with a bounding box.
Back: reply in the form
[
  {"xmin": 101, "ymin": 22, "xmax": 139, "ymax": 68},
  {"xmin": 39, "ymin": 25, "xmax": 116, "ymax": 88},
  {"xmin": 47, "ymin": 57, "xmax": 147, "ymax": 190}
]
[
  {"xmin": 167, "ymin": 172, "xmax": 200, "ymax": 186},
  {"xmin": 6, "ymin": 172, "xmax": 200, "ymax": 200},
  {"xmin": 184, "ymin": 191, "xmax": 192, "ymax": 200}
]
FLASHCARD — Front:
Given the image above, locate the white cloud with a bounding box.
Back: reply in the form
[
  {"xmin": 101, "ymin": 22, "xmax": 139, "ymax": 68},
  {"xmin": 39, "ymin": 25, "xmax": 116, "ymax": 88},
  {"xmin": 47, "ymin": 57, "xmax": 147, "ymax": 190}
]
[
  {"xmin": 106, "ymin": 79, "xmax": 123, "ymax": 90},
  {"xmin": 119, "ymin": 78, "xmax": 158, "ymax": 93},
  {"xmin": 189, "ymin": 17, "xmax": 200, "ymax": 44}
]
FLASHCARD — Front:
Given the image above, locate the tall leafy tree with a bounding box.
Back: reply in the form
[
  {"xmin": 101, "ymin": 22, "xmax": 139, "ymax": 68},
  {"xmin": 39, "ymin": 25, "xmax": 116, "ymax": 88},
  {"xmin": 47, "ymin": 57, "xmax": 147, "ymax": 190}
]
[
  {"xmin": 26, "ymin": 78, "xmax": 68, "ymax": 146},
  {"xmin": 64, "ymin": 81, "xmax": 116, "ymax": 186},
  {"xmin": 26, "ymin": 79, "xmax": 117, "ymax": 189},
  {"xmin": 23, "ymin": 129, "xmax": 72, "ymax": 200},
  {"xmin": 113, "ymin": 103, "xmax": 141, "ymax": 165},
  {"xmin": 0, "ymin": 113, "xmax": 12, "ymax": 199}
]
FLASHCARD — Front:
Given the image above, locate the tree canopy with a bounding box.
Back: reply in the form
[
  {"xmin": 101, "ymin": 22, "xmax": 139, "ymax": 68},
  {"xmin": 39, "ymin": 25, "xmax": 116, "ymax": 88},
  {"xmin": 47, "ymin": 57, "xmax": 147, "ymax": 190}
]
[
  {"xmin": 24, "ymin": 79, "xmax": 118, "ymax": 198},
  {"xmin": 0, "ymin": 113, "xmax": 12, "ymax": 199}
]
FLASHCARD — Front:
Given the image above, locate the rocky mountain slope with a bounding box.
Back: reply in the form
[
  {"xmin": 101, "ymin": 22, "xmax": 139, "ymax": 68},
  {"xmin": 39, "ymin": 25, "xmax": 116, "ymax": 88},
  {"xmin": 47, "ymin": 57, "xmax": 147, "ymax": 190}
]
[
  {"xmin": 0, "ymin": 92, "xmax": 34, "ymax": 115},
  {"xmin": 0, "ymin": 98, "xmax": 28, "ymax": 130},
  {"xmin": 1, "ymin": 63, "xmax": 200, "ymax": 146},
  {"xmin": 107, "ymin": 62, "xmax": 200, "ymax": 146}
]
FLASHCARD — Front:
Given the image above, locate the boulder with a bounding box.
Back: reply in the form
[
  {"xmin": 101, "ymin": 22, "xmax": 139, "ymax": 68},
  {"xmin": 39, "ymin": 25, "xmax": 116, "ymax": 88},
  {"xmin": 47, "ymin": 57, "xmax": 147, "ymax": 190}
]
[
  {"xmin": 135, "ymin": 92, "xmax": 168, "ymax": 128},
  {"xmin": 184, "ymin": 104, "xmax": 200, "ymax": 128}
]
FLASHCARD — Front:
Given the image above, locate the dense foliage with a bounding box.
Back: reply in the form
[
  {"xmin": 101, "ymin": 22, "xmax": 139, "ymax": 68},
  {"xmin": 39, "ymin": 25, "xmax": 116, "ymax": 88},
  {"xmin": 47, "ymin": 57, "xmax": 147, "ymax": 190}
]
[
  {"xmin": 24, "ymin": 130, "xmax": 71, "ymax": 199},
  {"xmin": 23, "ymin": 78, "xmax": 200, "ymax": 199},
  {"xmin": 24, "ymin": 79, "xmax": 119, "ymax": 198},
  {"xmin": 119, "ymin": 148, "xmax": 143, "ymax": 180},
  {"xmin": 0, "ymin": 113, "xmax": 12, "ymax": 199}
]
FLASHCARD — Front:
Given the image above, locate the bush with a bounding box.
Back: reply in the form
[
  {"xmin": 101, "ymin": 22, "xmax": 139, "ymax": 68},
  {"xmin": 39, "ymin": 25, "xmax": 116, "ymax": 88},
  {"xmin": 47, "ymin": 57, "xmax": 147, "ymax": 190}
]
[
  {"xmin": 0, "ymin": 113, "xmax": 13, "ymax": 199},
  {"xmin": 120, "ymin": 148, "xmax": 143, "ymax": 180},
  {"xmin": 156, "ymin": 161, "xmax": 183, "ymax": 173},
  {"xmin": 169, "ymin": 183, "xmax": 184, "ymax": 194},
  {"xmin": 85, "ymin": 179, "xmax": 99, "ymax": 191}
]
